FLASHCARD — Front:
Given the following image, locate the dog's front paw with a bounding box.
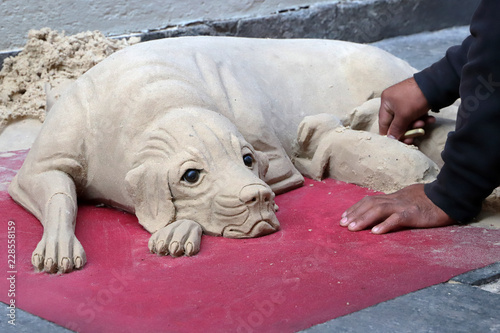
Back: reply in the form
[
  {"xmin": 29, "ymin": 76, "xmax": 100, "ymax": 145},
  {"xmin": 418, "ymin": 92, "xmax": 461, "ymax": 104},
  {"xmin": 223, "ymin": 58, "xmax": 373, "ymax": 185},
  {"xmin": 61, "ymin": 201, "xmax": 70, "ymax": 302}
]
[
  {"xmin": 32, "ymin": 233, "xmax": 87, "ymax": 274},
  {"xmin": 148, "ymin": 220, "xmax": 202, "ymax": 257}
]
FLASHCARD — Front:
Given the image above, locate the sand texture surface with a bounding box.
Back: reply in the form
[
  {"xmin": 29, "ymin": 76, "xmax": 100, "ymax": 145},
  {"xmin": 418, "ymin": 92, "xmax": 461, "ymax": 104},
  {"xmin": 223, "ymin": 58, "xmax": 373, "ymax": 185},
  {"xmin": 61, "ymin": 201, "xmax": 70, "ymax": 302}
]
[{"xmin": 0, "ymin": 28, "xmax": 139, "ymax": 130}]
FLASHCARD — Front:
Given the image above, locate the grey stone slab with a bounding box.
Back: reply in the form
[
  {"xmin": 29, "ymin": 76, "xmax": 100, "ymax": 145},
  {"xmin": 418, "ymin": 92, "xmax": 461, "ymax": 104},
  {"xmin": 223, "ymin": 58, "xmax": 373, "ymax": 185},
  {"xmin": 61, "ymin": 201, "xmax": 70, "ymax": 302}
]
[
  {"xmin": 480, "ymin": 279, "xmax": 500, "ymax": 294},
  {"xmin": 303, "ymin": 283, "xmax": 500, "ymax": 333},
  {"xmin": 451, "ymin": 262, "xmax": 500, "ymax": 286},
  {"xmin": 371, "ymin": 26, "xmax": 471, "ymax": 71},
  {"xmin": 139, "ymin": 0, "xmax": 479, "ymax": 44},
  {"xmin": 1, "ymin": 302, "xmax": 73, "ymax": 333},
  {"xmin": 235, "ymin": 0, "xmax": 478, "ymax": 43}
]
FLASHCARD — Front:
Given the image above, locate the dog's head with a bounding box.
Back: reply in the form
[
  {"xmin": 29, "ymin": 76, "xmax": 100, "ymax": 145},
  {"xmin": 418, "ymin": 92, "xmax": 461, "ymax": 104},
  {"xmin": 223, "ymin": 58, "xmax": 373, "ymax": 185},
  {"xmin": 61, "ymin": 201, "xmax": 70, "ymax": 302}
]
[{"xmin": 125, "ymin": 108, "xmax": 280, "ymax": 238}]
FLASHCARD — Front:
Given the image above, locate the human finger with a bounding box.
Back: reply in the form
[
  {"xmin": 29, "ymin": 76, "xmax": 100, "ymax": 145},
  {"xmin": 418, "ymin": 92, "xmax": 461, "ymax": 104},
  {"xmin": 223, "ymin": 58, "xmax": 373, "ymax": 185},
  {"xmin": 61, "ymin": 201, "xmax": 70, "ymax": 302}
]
[
  {"xmin": 412, "ymin": 119, "xmax": 426, "ymax": 129},
  {"xmin": 378, "ymin": 103, "xmax": 394, "ymax": 136},
  {"xmin": 346, "ymin": 202, "xmax": 394, "ymax": 231},
  {"xmin": 424, "ymin": 115, "xmax": 436, "ymax": 125},
  {"xmin": 403, "ymin": 137, "xmax": 415, "ymax": 145},
  {"xmin": 341, "ymin": 196, "xmax": 390, "ymax": 230},
  {"xmin": 387, "ymin": 115, "xmax": 413, "ymax": 140},
  {"xmin": 411, "ymin": 115, "xmax": 435, "ymax": 129},
  {"xmin": 341, "ymin": 195, "xmax": 379, "ymax": 226},
  {"xmin": 371, "ymin": 212, "xmax": 410, "ymax": 234}
]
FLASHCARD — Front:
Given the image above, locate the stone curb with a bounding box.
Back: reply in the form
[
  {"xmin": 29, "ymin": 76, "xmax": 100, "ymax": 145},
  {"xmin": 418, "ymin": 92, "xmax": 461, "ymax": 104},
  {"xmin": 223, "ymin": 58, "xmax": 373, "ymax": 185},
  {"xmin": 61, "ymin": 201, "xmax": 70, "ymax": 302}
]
[
  {"xmin": 302, "ymin": 281, "xmax": 500, "ymax": 333},
  {"xmin": 451, "ymin": 262, "xmax": 500, "ymax": 286},
  {"xmin": 140, "ymin": 0, "xmax": 479, "ymax": 43},
  {"xmin": 0, "ymin": 302, "xmax": 74, "ymax": 333},
  {"xmin": 303, "ymin": 262, "xmax": 500, "ymax": 333},
  {"xmin": 1, "ymin": 0, "xmax": 479, "ymax": 70}
]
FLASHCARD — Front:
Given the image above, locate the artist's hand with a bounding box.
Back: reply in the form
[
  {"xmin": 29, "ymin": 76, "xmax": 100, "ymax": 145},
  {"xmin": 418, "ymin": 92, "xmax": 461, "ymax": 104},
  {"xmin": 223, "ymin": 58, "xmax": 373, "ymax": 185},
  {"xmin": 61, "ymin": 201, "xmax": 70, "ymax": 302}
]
[
  {"xmin": 339, "ymin": 184, "xmax": 455, "ymax": 234},
  {"xmin": 379, "ymin": 77, "xmax": 435, "ymax": 144}
]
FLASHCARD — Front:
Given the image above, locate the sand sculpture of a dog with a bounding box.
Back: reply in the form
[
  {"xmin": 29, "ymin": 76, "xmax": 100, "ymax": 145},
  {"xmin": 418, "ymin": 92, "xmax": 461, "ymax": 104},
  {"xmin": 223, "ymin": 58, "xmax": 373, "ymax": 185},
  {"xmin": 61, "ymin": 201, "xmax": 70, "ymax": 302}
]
[{"xmin": 9, "ymin": 37, "xmax": 443, "ymax": 273}]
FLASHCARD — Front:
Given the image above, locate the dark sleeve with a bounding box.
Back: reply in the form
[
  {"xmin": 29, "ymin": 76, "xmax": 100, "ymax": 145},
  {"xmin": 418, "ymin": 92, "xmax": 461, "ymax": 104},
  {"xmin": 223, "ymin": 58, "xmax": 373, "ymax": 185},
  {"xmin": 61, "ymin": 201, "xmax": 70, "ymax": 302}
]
[
  {"xmin": 413, "ymin": 36, "xmax": 473, "ymax": 111},
  {"xmin": 424, "ymin": 0, "xmax": 500, "ymax": 222}
]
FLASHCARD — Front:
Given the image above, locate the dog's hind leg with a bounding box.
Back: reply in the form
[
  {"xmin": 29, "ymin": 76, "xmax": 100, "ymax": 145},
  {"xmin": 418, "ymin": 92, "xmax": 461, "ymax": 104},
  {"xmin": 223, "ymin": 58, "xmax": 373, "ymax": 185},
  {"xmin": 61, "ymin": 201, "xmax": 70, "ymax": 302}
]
[
  {"xmin": 10, "ymin": 168, "xmax": 86, "ymax": 274},
  {"xmin": 293, "ymin": 114, "xmax": 440, "ymax": 192}
]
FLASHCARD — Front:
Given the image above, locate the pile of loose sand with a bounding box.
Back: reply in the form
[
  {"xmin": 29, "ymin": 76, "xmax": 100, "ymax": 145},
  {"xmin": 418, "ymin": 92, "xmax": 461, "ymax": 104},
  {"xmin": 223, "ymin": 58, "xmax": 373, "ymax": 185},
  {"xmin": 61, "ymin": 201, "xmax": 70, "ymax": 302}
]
[{"xmin": 0, "ymin": 28, "xmax": 139, "ymax": 130}]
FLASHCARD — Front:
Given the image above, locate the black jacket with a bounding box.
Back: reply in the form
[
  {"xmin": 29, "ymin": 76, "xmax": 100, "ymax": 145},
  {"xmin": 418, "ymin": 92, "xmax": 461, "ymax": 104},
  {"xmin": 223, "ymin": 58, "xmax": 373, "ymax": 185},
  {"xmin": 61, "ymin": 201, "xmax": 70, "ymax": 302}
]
[{"xmin": 413, "ymin": 0, "xmax": 500, "ymax": 222}]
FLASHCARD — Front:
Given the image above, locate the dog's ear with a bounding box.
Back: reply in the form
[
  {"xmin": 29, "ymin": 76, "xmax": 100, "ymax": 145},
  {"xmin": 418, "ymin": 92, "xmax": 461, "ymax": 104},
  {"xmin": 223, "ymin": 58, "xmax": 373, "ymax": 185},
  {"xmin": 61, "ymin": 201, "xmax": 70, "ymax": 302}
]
[
  {"xmin": 125, "ymin": 161, "xmax": 175, "ymax": 233},
  {"xmin": 255, "ymin": 150, "xmax": 269, "ymax": 180}
]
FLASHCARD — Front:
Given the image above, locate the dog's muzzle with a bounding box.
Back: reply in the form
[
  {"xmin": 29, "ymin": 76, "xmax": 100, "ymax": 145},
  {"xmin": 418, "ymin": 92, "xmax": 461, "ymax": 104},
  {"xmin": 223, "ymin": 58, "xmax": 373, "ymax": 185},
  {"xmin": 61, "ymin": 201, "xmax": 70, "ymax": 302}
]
[{"xmin": 222, "ymin": 184, "xmax": 280, "ymax": 238}]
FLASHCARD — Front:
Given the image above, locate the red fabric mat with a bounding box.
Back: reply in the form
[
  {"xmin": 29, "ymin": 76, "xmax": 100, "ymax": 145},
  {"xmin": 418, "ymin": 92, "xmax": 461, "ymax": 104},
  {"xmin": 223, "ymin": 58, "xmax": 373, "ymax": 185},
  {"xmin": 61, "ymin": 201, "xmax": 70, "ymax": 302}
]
[{"xmin": 1, "ymin": 150, "xmax": 499, "ymax": 332}]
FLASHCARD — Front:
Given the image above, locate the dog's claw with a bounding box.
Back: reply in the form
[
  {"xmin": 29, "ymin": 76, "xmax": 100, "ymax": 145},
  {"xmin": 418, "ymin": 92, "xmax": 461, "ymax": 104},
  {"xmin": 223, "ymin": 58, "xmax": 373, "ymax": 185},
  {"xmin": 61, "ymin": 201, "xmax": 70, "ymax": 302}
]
[
  {"xmin": 74, "ymin": 256, "xmax": 83, "ymax": 269},
  {"xmin": 155, "ymin": 240, "xmax": 165, "ymax": 255},
  {"xmin": 185, "ymin": 242, "xmax": 194, "ymax": 256},
  {"xmin": 32, "ymin": 253, "xmax": 44, "ymax": 271},
  {"xmin": 148, "ymin": 237, "xmax": 155, "ymax": 253},
  {"xmin": 169, "ymin": 241, "xmax": 180, "ymax": 257},
  {"xmin": 44, "ymin": 258, "xmax": 57, "ymax": 273},
  {"xmin": 148, "ymin": 220, "xmax": 202, "ymax": 258},
  {"xmin": 31, "ymin": 233, "xmax": 86, "ymax": 274},
  {"xmin": 60, "ymin": 257, "xmax": 72, "ymax": 273}
]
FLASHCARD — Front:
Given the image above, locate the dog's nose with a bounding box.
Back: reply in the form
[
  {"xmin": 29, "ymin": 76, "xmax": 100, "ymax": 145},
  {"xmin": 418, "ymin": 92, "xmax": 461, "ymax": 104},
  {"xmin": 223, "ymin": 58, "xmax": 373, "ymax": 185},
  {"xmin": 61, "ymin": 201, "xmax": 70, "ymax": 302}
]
[
  {"xmin": 222, "ymin": 183, "xmax": 279, "ymax": 239},
  {"xmin": 239, "ymin": 184, "xmax": 273, "ymax": 206}
]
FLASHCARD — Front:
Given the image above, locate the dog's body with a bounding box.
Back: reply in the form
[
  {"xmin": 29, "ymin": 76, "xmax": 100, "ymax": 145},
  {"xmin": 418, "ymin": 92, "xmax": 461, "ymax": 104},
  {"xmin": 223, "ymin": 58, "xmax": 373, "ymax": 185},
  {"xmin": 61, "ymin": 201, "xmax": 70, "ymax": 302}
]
[{"xmin": 9, "ymin": 37, "xmax": 441, "ymax": 273}]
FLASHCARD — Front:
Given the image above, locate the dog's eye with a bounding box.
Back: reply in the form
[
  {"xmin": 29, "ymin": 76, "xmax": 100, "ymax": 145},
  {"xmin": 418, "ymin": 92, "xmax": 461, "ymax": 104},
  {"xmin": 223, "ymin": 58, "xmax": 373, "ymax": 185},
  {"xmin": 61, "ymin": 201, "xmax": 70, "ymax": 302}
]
[
  {"xmin": 243, "ymin": 154, "xmax": 254, "ymax": 168},
  {"xmin": 182, "ymin": 169, "xmax": 201, "ymax": 183}
]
